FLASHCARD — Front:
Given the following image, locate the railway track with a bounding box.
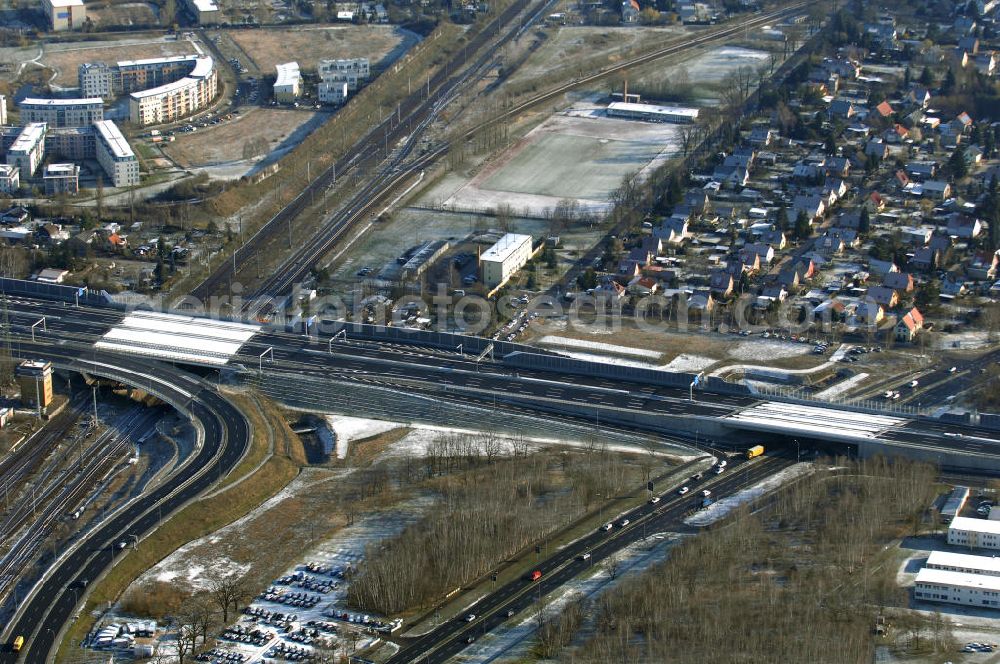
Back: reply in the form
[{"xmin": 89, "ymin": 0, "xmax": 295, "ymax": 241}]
[
  {"xmin": 194, "ymin": 1, "xmax": 815, "ymax": 315},
  {"xmin": 191, "ymin": 0, "xmax": 545, "ymax": 305}
]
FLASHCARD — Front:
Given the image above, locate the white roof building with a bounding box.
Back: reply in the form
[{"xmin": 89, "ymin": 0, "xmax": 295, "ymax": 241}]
[
  {"xmin": 927, "ymin": 550, "xmax": 1000, "ymax": 577},
  {"xmin": 915, "ymin": 567, "xmax": 1000, "ymax": 608},
  {"xmin": 607, "ymin": 101, "xmax": 700, "ymax": 123},
  {"xmin": 949, "ymin": 516, "xmax": 1000, "ymax": 550},
  {"xmin": 274, "ymin": 62, "xmax": 302, "ymax": 102}
]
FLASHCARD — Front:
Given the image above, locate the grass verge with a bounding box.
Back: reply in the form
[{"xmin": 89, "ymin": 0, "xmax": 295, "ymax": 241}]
[{"xmin": 55, "ymin": 391, "xmax": 304, "ymax": 660}]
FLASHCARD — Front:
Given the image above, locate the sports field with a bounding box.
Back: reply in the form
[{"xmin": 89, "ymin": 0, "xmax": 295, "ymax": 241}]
[{"xmin": 444, "ymin": 105, "xmax": 683, "ymax": 215}]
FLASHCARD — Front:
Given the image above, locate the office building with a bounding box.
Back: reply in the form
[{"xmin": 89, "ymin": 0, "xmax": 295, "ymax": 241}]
[
  {"xmin": 914, "ymin": 567, "xmax": 1000, "ymax": 609},
  {"xmin": 19, "ymin": 97, "xmax": 103, "ymax": 128},
  {"xmin": 948, "ymin": 516, "xmax": 1000, "ymax": 550},
  {"xmin": 926, "ymin": 550, "xmax": 1000, "ymax": 577},
  {"xmin": 480, "ymin": 233, "xmax": 533, "ymax": 289},
  {"xmin": 0, "ymin": 164, "xmax": 19, "ymax": 194},
  {"xmin": 94, "ymin": 120, "xmax": 140, "ymax": 187},
  {"xmin": 43, "ymin": 0, "xmax": 86, "ymax": 31},
  {"xmin": 274, "ymin": 62, "xmax": 301, "ymax": 103},
  {"xmin": 16, "ymin": 360, "xmax": 53, "ymax": 410},
  {"xmin": 6, "ymin": 123, "xmax": 47, "ymax": 179},
  {"xmin": 43, "ymin": 163, "xmax": 80, "ymax": 195}
]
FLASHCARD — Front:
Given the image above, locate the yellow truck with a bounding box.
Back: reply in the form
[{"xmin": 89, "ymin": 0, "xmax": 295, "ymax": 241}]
[{"xmin": 746, "ymin": 445, "xmax": 765, "ymax": 460}]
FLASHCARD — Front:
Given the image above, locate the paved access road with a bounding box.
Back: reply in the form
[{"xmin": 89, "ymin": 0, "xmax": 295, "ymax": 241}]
[{"xmin": 0, "ymin": 344, "xmax": 250, "ymax": 663}]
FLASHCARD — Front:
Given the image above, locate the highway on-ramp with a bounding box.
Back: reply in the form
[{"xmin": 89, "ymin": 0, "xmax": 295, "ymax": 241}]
[{"xmin": 0, "ymin": 343, "xmax": 251, "ymax": 663}]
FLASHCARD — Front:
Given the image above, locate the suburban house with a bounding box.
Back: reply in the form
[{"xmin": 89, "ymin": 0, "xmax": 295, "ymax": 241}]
[{"xmin": 895, "ymin": 307, "xmax": 924, "ymax": 342}]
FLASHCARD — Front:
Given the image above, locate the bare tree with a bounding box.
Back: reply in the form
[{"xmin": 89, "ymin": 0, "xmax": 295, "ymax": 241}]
[{"xmin": 209, "ymin": 574, "xmax": 250, "ymax": 624}]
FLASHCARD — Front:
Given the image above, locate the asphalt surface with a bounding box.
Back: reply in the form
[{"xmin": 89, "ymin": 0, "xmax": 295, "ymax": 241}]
[{"xmin": 0, "ymin": 343, "xmax": 250, "ymax": 662}]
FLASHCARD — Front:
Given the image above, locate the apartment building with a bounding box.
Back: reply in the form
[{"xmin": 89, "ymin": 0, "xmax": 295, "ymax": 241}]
[
  {"xmin": 6, "ymin": 123, "xmax": 47, "ymax": 179},
  {"xmin": 43, "ymin": 163, "xmax": 80, "ymax": 195},
  {"xmin": 128, "ymin": 56, "xmax": 217, "ymax": 126},
  {"xmin": 317, "ymin": 58, "xmax": 370, "ymax": 94},
  {"xmin": 43, "ymin": 0, "xmax": 86, "ymax": 31},
  {"xmin": 18, "ymin": 97, "xmax": 103, "ymax": 128},
  {"xmin": 0, "ymin": 164, "xmax": 19, "ymax": 194},
  {"xmin": 94, "ymin": 120, "xmax": 140, "ymax": 187},
  {"xmin": 274, "ymin": 62, "xmax": 302, "ymax": 103}
]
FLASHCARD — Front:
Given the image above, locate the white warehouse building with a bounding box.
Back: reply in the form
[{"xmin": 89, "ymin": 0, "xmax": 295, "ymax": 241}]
[
  {"xmin": 274, "ymin": 62, "xmax": 302, "ymax": 104},
  {"xmin": 948, "ymin": 516, "xmax": 1000, "ymax": 550},
  {"xmin": 480, "ymin": 233, "xmax": 533, "ymax": 289},
  {"xmin": 914, "ymin": 567, "xmax": 1000, "ymax": 609},
  {"xmin": 926, "ymin": 550, "xmax": 1000, "ymax": 577},
  {"xmin": 607, "ymin": 101, "xmax": 699, "ymax": 123}
]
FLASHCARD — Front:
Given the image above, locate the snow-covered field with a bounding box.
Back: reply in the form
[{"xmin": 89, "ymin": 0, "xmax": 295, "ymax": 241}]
[
  {"xmin": 726, "ymin": 339, "xmax": 813, "ymax": 361},
  {"xmin": 537, "ymin": 335, "xmax": 663, "ymax": 359},
  {"xmin": 684, "ymin": 463, "xmax": 814, "ymax": 527}
]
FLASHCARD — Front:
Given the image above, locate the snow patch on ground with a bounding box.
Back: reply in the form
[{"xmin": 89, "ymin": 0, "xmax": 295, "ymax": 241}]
[
  {"xmin": 937, "ymin": 330, "xmax": 992, "ymax": 350},
  {"xmin": 726, "ymin": 340, "xmax": 813, "ymax": 361},
  {"xmin": 324, "ymin": 415, "xmax": 403, "ymax": 458},
  {"xmin": 684, "ymin": 463, "xmax": 814, "ymax": 527},
  {"xmin": 536, "ymin": 335, "xmax": 663, "ymax": 359},
  {"xmin": 661, "ymin": 353, "xmax": 716, "ymax": 372},
  {"xmin": 554, "ymin": 350, "xmax": 663, "ymax": 368},
  {"xmin": 814, "ymin": 372, "xmax": 869, "ymax": 399}
]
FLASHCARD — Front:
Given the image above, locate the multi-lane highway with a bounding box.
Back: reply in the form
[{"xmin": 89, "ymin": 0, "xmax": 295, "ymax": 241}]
[
  {"xmin": 0, "ymin": 344, "xmax": 250, "ymax": 663},
  {"xmin": 389, "ymin": 453, "xmax": 795, "ymax": 663}
]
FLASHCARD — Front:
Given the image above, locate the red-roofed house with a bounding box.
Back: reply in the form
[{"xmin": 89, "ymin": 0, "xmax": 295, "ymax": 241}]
[
  {"xmin": 895, "ymin": 307, "xmax": 924, "ymax": 342},
  {"xmin": 875, "ymin": 100, "xmax": 894, "ymax": 117}
]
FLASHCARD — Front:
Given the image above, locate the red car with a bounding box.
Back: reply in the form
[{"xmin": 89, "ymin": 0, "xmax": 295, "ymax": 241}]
[{"xmin": 530, "ymin": 570, "xmax": 542, "ymax": 582}]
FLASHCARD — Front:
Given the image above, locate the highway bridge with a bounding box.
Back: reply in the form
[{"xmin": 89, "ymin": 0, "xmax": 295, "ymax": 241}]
[{"xmin": 1, "ymin": 280, "xmax": 998, "ymax": 472}]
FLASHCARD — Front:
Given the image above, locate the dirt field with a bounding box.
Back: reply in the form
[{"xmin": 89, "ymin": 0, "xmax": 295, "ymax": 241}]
[
  {"xmin": 41, "ymin": 36, "xmax": 199, "ymax": 87},
  {"xmin": 87, "ymin": 1, "xmax": 159, "ymax": 28},
  {"xmin": 225, "ymin": 25, "xmax": 419, "ymax": 74},
  {"xmin": 162, "ymin": 107, "xmax": 329, "ymax": 168},
  {"xmin": 506, "ymin": 25, "xmax": 689, "ymax": 87}
]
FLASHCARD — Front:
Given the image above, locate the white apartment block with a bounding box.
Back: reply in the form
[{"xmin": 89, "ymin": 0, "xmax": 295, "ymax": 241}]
[
  {"xmin": 128, "ymin": 57, "xmax": 218, "ymax": 126},
  {"xmin": 274, "ymin": 62, "xmax": 302, "ymax": 103},
  {"xmin": 43, "ymin": 0, "xmax": 86, "ymax": 31},
  {"xmin": 94, "ymin": 120, "xmax": 140, "ymax": 187},
  {"xmin": 318, "ymin": 58, "xmax": 370, "ymax": 92},
  {"xmin": 318, "ymin": 81, "xmax": 349, "ymax": 105},
  {"xmin": 0, "ymin": 95, "xmax": 6, "ymax": 126},
  {"xmin": 43, "ymin": 163, "xmax": 80, "ymax": 195},
  {"xmin": 914, "ymin": 567, "xmax": 1000, "ymax": 609},
  {"xmin": 6, "ymin": 123, "xmax": 47, "ymax": 179},
  {"xmin": 481, "ymin": 233, "xmax": 533, "ymax": 289},
  {"xmin": 948, "ymin": 516, "xmax": 1000, "ymax": 550},
  {"xmin": 78, "ymin": 62, "xmax": 116, "ymax": 99},
  {"xmin": 19, "ymin": 97, "xmax": 103, "ymax": 128},
  {"xmin": 0, "ymin": 164, "xmax": 19, "ymax": 194}
]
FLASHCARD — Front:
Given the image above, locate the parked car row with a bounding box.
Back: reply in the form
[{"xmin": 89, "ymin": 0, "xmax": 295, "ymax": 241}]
[
  {"xmin": 243, "ymin": 606, "xmax": 300, "ymax": 630},
  {"xmin": 196, "ymin": 648, "xmax": 250, "ymax": 663},
  {"xmin": 324, "ymin": 609, "xmax": 395, "ymax": 632},
  {"xmin": 264, "ymin": 643, "xmax": 314, "ymax": 661},
  {"xmin": 304, "ymin": 619, "xmax": 339, "ymax": 634},
  {"xmin": 220, "ymin": 624, "xmax": 273, "ymax": 647},
  {"xmin": 492, "ymin": 309, "xmax": 536, "ymax": 342},
  {"xmin": 257, "ymin": 587, "xmax": 322, "ymax": 608},
  {"xmin": 301, "ymin": 561, "xmax": 344, "ymax": 577},
  {"xmin": 286, "ymin": 627, "xmax": 324, "ymax": 645},
  {"xmin": 277, "ymin": 571, "xmax": 339, "ymax": 594}
]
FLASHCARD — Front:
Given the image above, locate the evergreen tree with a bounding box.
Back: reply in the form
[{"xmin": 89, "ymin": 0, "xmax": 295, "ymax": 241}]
[
  {"xmin": 859, "ymin": 206, "xmax": 871, "ymax": 235},
  {"xmin": 949, "ymin": 147, "xmax": 968, "ymax": 179},
  {"xmin": 919, "ymin": 66, "xmax": 934, "ymax": 86},
  {"xmin": 794, "ymin": 210, "xmax": 811, "ymax": 240},
  {"xmin": 776, "ymin": 206, "xmax": 790, "ymax": 231}
]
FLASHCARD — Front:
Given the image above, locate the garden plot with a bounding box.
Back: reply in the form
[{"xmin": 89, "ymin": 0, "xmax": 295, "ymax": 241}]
[{"xmin": 443, "ymin": 106, "xmax": 684, "ymax": 217}]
